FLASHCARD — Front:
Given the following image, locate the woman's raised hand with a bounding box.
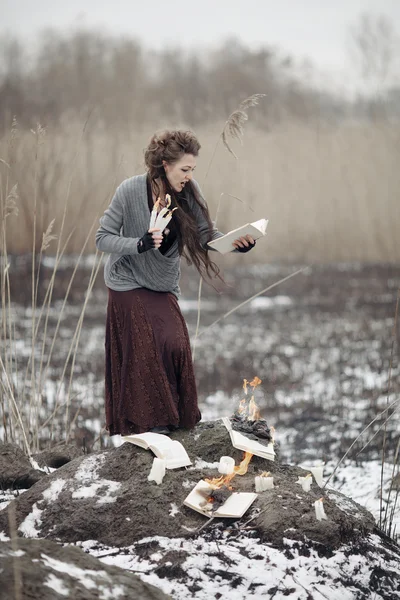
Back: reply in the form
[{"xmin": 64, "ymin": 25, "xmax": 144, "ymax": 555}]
[
  {"xmin": 137, "ymin": 228, "xmax": 163, "ymax": 253},
  {"xmin": 232, "ymin": 234, "xmax": 256, "ymax": 253}
]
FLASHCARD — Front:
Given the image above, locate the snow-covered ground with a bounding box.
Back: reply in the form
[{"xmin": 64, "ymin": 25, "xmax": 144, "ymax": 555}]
[
  {"xmin": 77, "ymin": 530, "xmax": 399, "ymax": 600},
  {"xmin": 1, "ymin": 454, "xmax": 398, "ymax": 600},
  {"xmin": 1, "ymin": 264, "xmax": 399, "ymax": 598}
]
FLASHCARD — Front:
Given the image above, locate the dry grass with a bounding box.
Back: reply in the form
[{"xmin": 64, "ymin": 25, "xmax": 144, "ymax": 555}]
[{"xmin": 0, "ymin": 118, "xmax": 399, "ymax": 262}]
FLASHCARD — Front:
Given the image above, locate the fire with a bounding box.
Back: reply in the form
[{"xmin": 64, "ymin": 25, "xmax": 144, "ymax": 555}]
[
  {"xmin": 237, "ymin": 376, "xmax": 262, "ymax": 421},
  {"xmin": 248, "ymin": 396, "xmax": 261, "ymax": 421},
  {"xmin": 204, "ymin": 451, "xmax": 253, "ymax": 491},
  {"xmin": 249, "ymin": 376, "xmax": 262, "ymax": 389},
  {"xmin": 237, "ymin": 398, "xmax": 247, "ymax": 415}
]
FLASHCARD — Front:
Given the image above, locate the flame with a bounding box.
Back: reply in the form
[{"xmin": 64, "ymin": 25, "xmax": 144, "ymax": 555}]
[
  {"xmin": 249, "ymin": 376, "xmax": 262, "ymax": 389},
  {"xmin": 260, "ymin": 471, "xmax": 270, "ymax": 477},
  {"xmin": 237, "ymin": 376, "xmax": 262, "ymax": 421},
  {"xmin": 237, "ymin": 398, "xmax": 247, "ymax": 415},
  {"xmin": 205, "ymin": 451, "xmax": 253, "ymax": 491},
  {"xmin": 248, "ymin": 396, "xmax": 261, "ymax": 420}
]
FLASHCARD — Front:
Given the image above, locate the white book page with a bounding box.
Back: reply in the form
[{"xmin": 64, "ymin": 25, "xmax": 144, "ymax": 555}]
[
  {"xmin": 221, "ymin": 417, "xmax": 275, "ymax": 459},
  {"xmin": 163, "ymin": 440, "xmax": 192, "ymax": 468},
  {"xmin": 123, "ymin": 432, "xmax": 172, "ymax": 450},
  {"xmin": 184, "ymin": 481, "xmax": 257, "ymax": 518},
  {"xmin": 231, "ymin": 430, "xmax": 274, "ymax": 455},
  {"xmin": 208, "ymin": 219, "xmax": 268, "ymax": 254},
  {"xmin": 214, "ymin": 493, "xmax": 258, "ymax": 518}
]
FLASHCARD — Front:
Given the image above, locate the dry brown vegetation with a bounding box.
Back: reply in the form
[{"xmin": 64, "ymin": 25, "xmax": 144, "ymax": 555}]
[
  {"xmin": 0, "ymin": 24, "xmax": 399, "ymax": 262},
  {"xmin": 1, "ymin": 118, "xmax": 399, "ymax": 262}
]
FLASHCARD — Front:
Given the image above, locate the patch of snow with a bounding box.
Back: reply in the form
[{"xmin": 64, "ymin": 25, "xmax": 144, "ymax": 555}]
[
  {"xmin": 326, "ymin": 490, "xmax": 365, "ymax": 520},
  {"xmin": 41, "ymin": 554, "xmax": 114, "ymax": 595},
  {"xmin": 43, "ymin": 573, "xmax": 69, "ymax": 596},
  {"xmin": 0, "ymin": 532, "xmax": 10, "ymax": 541},
  {"xmin": 189, "ymin": 459, "xmax": 220, "ymax": 470},
  {"xmin": 169, "ymin": 503, "xmax": 180, "ymax": 517},
  {"xmin": 86, "ymin": 531, "xmax": 400, "ymax": 600},
  {"xmin": 72, "ymin": 480, "xmax": 121, "ymax": 504},
  {"xmin": 98, "ymin": 584, "xmax": 126, "ymax": 600},
  {"xmin": 249, "ymin": 295, "xmax": 292, "ymax": 310},
  {"xmin": 74, "ymin": 454, "xmax": 105, "ymax": 483},
  {"xmin": 9, "ymin": 549, "xmax": 25, "ymax": 557},
  {"xmin": 0, "ymin": 489, "xmax": 29, "ymax": 512},
  {"xmin": 323, "ymin": 459, "xmax": 400, "ymax": 531},
  {"xmin": 18, "ymin": 504, "xmax": 43, "ymax": 538},
  {"xmin": 18, "ymin": 480, "xmax": 66, "ymax": 537},
  {"xmin": 182, "ymin": 479, "xmax": 195, "ymax": 489},
  {"xmin": 43, "ymin": 479, "xmax": 66, "ymax": 502},
  {"xmin": 178, "ymin": 299, "xmax": 216, "ymax": 312},
  {"xmin": 72, "ymin": 453, "xmax": 121, "ymax": 504}
]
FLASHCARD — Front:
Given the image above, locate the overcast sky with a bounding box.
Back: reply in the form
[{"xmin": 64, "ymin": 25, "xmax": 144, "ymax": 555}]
[{"xmin": 2, "ymin": 0, "xmax": 399, "ymax": 93}]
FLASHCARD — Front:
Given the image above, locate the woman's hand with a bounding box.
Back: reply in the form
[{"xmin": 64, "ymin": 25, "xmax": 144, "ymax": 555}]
[
  {"xmin": 232, "ymin": 235, "xmax": 256, "ymax": 253},
  {"xmin": 137, "ymin": 228, "xmax": 163, "ymax": 253}
]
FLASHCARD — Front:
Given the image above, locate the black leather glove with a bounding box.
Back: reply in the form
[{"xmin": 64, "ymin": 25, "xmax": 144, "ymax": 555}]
[
  {"xmin": 235, "ymin": 240, "xmax": 256, "ymax": 253},
  {"xmin": 137, "ymin": 231, "xmax": 158, "ymax": 254}
]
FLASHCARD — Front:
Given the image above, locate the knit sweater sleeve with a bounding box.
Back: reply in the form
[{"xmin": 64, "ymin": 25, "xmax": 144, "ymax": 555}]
[
  {"xmin": 95, "ymin": 180, "xmax": 140, "ymax": 255},
  {"xmin": 190, "ymin": 180, "xmax": 225, "ymax": 251}
]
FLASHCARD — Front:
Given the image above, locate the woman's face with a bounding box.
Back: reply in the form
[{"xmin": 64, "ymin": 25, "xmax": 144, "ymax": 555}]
[{"xmin": 163, "ymin": 154, "xmax": 197, "ymax": 193}]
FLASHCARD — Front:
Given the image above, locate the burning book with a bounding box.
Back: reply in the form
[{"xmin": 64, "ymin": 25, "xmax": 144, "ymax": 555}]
[
  {"xmin": 222, "ymin": 417, "xmax": 275, "ymax": 461},
  {"xmin": 184, "ymin": 481, "xmax": 257, "ymax": 518},
  {"xmin": 184, "ymin": 452, "xmax": 257, "ymax": 518},
  {"xmin": 222, "ymin": 377, "xmax": 275, "ymax": 461}
]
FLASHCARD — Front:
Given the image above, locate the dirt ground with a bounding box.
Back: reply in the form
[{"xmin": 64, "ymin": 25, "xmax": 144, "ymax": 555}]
[{"xmin": 6, "ymin": 262, "xmax": 400, "ymax": 461}]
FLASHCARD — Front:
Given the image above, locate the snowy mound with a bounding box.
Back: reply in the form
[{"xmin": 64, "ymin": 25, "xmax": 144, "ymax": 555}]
[
  {"xmin": 0, "ymin": 537, "xmax": 168, "ymax": 600},
  {"xmin": 1, "ymin": 421, "xmax": 399, "ymax": 599}
]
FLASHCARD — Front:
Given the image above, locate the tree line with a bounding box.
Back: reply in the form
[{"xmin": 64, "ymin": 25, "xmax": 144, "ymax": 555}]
[{"xmin": 1, "ymin": 26, "xmax": 398, "ymax": 133}]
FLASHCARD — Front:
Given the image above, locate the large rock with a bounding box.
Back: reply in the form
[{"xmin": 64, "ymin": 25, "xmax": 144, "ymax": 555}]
[
  {"xmin": 0, "ymin": 443, "xmax": 45, "ymax": 489},
  {"xmin": 0, "ymin": 537, "xmax": 169, "ymax": 599},
  {"xmin": 0, "ymin": 421, "xmax": 376, "ymax": 550}
]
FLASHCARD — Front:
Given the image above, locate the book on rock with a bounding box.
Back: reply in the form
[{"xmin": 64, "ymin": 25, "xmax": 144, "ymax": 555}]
[
  {"xmin": 122, "ymin": 433, "xmax": 192, "ymax": 469},
  {"xmin": 221, "ymin": 417, "xmax": 275, "ymax": 461},
  {"xmin": 184, "ymin": 480, "xmax": 257, "ymax": 518},
  {"xmin": 207, "ymin": 218, "xmax": 268, "ymax": 254}
]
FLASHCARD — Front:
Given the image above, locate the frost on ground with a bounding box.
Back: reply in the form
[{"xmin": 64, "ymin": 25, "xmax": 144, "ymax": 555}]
[
  {"xmin": 0, "ymin": 537, "xmax": 168, "ymax": 600},
  {"xmin": 80, "ymin": 529, "xmax": 400, "ymax": 600},
  {"xmin": 321, "ymin": 459, "xmax": 400, "ymax": 536},
  {"xmin": 18, "ymin": 480, "xmax": 66, "ymax": 538}
]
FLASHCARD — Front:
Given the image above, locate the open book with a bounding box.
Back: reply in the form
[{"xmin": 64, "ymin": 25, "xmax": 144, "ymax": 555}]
[
  {"xmin": 222, "ymin": 417, "xmax": 275, "ymax": 461},
  {"xmin": 122, "ymin": 433, "xmax": 192, "ymax": 469},
  {"xmin": 184, "ymin": 480, "xmax": 257, "ymax": 518},
  {"xmin": 207, "ymin": 218, "xmax": 268, "ymax": 254}
]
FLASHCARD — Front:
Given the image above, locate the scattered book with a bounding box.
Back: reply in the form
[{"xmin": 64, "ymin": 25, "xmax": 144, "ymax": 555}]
[
  {"xmin": 207, "ymin": 218, "xmax": 269, "ymax": 254},
  {"xmin": 221, "ymin": 417, "xmax": 275, "ymax": 461},
  {"xmin": 122, "ymin": 433, "xmax": 192, "ymax": 469},
  {"xmin": 184, "ymin": 480, "xmax": 257, "ymax": 518}
]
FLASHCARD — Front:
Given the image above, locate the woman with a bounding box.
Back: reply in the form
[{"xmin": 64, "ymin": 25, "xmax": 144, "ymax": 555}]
[{"xmin": 95, "ymin": 129, "xmax": 255, "ymax": 436}]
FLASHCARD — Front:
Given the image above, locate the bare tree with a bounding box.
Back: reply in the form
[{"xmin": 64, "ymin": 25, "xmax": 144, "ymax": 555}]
[{"xmin": 349, "ymin": 13, "xmax": 399, "ymax": 96}]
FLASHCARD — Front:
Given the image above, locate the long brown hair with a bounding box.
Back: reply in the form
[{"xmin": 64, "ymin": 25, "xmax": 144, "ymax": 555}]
[{"xmin": 144, "ymin": 129, "xmax": 222, "ymax": 282}]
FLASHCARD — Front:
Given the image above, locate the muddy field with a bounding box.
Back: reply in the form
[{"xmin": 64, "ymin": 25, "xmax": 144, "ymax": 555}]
[{"xmin": 6, "ymin": 261, "xmax": 399, "ymax": 465}]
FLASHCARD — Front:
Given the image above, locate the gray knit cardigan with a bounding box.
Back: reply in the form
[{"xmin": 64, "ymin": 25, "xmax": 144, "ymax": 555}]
[{"xmin": 95, "ymin": 174, "xmax": 223, "ymax": 298}]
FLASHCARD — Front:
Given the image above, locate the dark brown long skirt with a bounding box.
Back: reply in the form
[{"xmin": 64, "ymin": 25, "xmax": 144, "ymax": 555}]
[{"xmin": 105, "ymin": 287, "xmax": 201, "ymax": 435}]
